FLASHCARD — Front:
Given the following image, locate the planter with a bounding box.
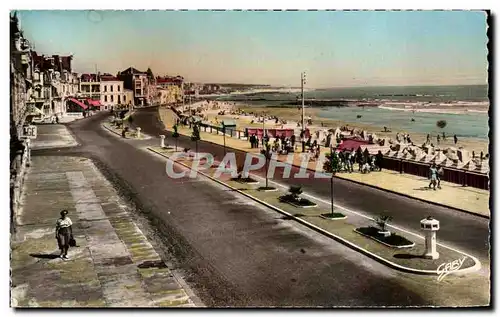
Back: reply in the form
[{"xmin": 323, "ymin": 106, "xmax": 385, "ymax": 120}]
[
  {"xmin": 231, "ymin": 177, "xmax": 259, "ymax": 185},
  {"xmin": 378, "ymin": 231, "xmax": 391, "ymax": 238},
  {"xmin": 354, "ymin": 227, "xmax": 415, "ymax": 249},
  {"xmin": 258, "ymin": 186, "xmax": 278, "ymax": 192},
  {"xmin": 320, "ymin": 213, "xmax": 347, "ymax": 220},
  {"xmin": 279, "ymin": 195, "xmax": 317, "ymax": 208}
]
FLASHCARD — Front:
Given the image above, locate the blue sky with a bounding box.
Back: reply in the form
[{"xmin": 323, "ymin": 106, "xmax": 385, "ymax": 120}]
[{"xmin": 17, "ymin": 10, "xmax": 488, "ymax": 88}]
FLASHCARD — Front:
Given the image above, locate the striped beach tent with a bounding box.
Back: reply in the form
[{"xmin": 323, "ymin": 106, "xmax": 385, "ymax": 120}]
[
  {"xmin": 446, "ymin": 159, "xmax": 464, "ymax": 169},
  {"xmin": 461, "ymin": 161, "xmax": 478, "ymax": 172},
  {"xmin": 419, "ymin": 153, "xmax": 435, "ymax": 163},
  {"xmin": 472, "ymin": 160, "xmax": 489, "ymax": 174},
  {"xmin": 400, "ymin": 151, "xmax": 416, "ymax": 161},
  {"xmin": 430, "ymin": 152, "xmax": 449, "ymax": 165}
]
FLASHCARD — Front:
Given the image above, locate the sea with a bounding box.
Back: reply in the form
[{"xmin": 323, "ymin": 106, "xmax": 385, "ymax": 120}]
[{"xmin": 215, "ymin": 85, "xmax": 490, "ymax": 140}]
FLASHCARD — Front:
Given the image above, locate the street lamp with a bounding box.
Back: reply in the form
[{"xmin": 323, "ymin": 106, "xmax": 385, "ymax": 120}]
[
  {"xmin": 222, "ymin": 121, "xmax": 226, "ymax": 157},
  {"xmin": 301, "ymin": 72, "xmax": 306, "ymax": 153},
  {"xmin": 330, "ymin": 145, "xmax": 334, "ymax": 216}
]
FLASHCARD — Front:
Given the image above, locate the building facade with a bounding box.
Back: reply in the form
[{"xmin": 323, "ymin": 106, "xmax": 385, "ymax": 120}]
[
  {"xmin": 123, "ymin": 89, "xmax": 134, "ymax": 107},
  {"xmin": 100, "ymin": 75, "xmax": 125, "ymax": 110},
  {"xmin": 10, "ymin": 12, "xmax": 33, "ymax": 155},
  {"xmin": 117, "ymin": 67, "xmax": 160, "ymax": 107}
]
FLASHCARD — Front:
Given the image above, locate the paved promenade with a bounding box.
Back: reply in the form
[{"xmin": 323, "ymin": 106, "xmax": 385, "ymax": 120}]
[
  {"xmin": 159, "ymin": 107, "xmax": 489, "ymax": 217},
  {"xmin": 11, "ymin": 156, "xmax": 198, "ymax": 307},
  {"xmin": 31, "ymin": 124, "xmax": 79, "ymax": 150}
]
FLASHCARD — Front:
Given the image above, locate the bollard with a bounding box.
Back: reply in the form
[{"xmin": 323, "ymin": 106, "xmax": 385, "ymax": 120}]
[
  {"xmin": 160, "ymin": 135, "xmax": 165, "ymax": 148},
  {"xmin": 136, "ymin": 127, "xmax": 141, "ymax": 139},
  {"xmin": 420, "ymin": 216, "xmax": 440, "ymax": 259}
]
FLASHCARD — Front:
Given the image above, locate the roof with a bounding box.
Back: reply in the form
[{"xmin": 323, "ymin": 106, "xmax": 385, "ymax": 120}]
[
  {"xmin": 101, "ymin": 76, "xmax": 121, "ymax": 81},
  {"xmin": 80, "ymin": 73, "xmax": 99, "ymax": 82},
  {"xmin": 119, "ymin": 67, "xmax": 146, "ymax": 75}
]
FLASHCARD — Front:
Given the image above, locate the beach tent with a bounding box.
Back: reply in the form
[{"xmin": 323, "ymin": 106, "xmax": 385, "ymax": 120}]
[
  {"xmin": 430, "ymin": 152, "xmax": 449, "ymax": 165},
  {"xmin": 457, "ymin": 149, "xmax": 472, "ymax": 163},
  {"xmin": 447, "ymin": 159, "xmax": 465, "ymax": 169},
  {"xmin": 400, "ymin": 151, "xmax": 416, "ymax": 161},
  {"xmin": 474, "ymin": 161, "xmax": 489, "ymax": 174},
  {"xmin": 461, "ymin": 161, "xmax": 478, "ymax": 172},
  {"xmin": 419, "ymin": 153, "xmax": 435, "ymax": 163}
]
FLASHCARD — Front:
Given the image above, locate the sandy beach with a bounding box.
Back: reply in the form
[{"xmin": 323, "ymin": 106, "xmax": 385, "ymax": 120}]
[{"xmin": 179, "ymin": 99, "xmax": 490, "ymax": 157}]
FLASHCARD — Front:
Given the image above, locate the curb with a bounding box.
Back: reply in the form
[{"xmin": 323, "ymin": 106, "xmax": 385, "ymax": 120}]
[
  {"xmin": 146, "ymin": 147, "xmax": 481, "ymax": 277},
  {"xmin": 163, "ymin": 130, "xmax": 488, "ymax": 219},
  {"xmin": 102, "ymin": 123, "xmax": 152, "ymax": 140}
]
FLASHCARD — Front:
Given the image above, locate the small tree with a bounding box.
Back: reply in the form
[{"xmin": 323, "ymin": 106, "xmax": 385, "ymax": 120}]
[
  {"xmin": 323, "ymin": 151, "xmax": 340, "ymax": 174},
  {"xmin": 374, "ymin": 215, "xmax": 392, "ymax": 232},
  {"xmin": 191, "ymin": 122, "xmax": 201, "ymax": 154},
  {"xmin": 173, "ymin": 124, "xmax": 180, "ymax": 151},
  {"xmin": 436, "ymin": 120, "xmax": 447, "ymax": 129}
]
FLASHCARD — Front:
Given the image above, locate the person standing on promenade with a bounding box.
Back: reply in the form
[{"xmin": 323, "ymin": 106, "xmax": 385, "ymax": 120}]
[
  {"xmin": 454, "ymin": 134, "xmax": 458, "ymax": 145},
  {"xmin": 428, "ymin": 163, "xmax": 438, "ymax": 190},
  {"xmin": 437, "ymin": 134, "xmax": 441, "ymax": 144},
  {"xmin": 55, "ymin": 210, "xmax": 74, "ymax": 259},
  {"xmin": 376, "ymin": 150, "xmax": 384, "ymax": 171},
  {"xmin": 437, "ymin": 165, "xmax": 444, "ymax": 189}
]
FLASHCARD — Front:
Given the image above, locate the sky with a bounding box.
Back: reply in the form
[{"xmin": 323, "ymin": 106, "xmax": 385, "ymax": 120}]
[{"xmin": 16, "ymin": 10, "xmax": 489, "ymax": 88}]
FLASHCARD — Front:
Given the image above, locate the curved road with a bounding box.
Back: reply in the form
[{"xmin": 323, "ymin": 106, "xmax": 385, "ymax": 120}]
[
  {"xmin": 132, "ymin": 107, "xmax": 490, "ymax": 262},
  {"xmin": 36, "ymin": 111, "xmax": 489, "ymax": 307}
]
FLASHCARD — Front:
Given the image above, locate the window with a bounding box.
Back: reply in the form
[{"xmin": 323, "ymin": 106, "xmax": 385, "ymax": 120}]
[
  {"xmin": 104, "ymin": 85, "xmax": 107, "ymax": 92},
  {"xmin": 111, "ymin": 85, "xmax": 114, "ymax": 92},
  {"xmin": 124, "ymin": 95, "xmax": 126, "ymax": 102},
  {"xmin": 118, "ymin": 96, "xmax": 121, "ymax": 104},
  {"xmin": 104, "ymin": 95, "xmax": 107, "ymax": 102},
  {"xmin": 118, "ymin": 85, "xmax": 121, "ymax": 92},
  {"xmin": 111, "ymin": 95, "xmax": 114, "ymax": 102}
]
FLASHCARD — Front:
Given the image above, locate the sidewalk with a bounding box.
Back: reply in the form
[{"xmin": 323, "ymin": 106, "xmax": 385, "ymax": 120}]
[
  {"xmin": 11, "ymin": 156, "xmax": 198, "ymax": 307},
  {"xmin": 31, "ymin": 124, "xmax": 79, "ymax": 150},
  {"xmin": 158, "ymin": 107, "xmax": 489, "ymax": 217}
]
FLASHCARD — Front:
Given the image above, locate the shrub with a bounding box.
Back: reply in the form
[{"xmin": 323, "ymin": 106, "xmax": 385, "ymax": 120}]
[{"xmin": 374, "ymin": 215, "xmax": 392, "ymax": 232}]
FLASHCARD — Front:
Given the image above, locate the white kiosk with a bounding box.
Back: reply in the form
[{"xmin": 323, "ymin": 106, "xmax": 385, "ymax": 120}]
[
  {"xmin": 420, "ymin": 216, "xmax": 440, "ymax": 259},
  {"xmin": 160, "ymin": 135, "xmax": 165, "ymax": 148}
]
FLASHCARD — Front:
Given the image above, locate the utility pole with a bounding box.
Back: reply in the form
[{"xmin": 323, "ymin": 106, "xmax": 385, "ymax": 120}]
[
  {"xmin": 301, "ymin": 71, "xmax": 306, "ymax": 132},
  {"xmin": 301, "ymin": 71, "xmax": 306, "ymax": 152}
]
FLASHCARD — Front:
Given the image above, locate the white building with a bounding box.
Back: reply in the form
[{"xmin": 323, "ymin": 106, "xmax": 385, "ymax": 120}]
[{"xmin": 100, "ymin": 75, "xmax": 125, "ymax": 110}]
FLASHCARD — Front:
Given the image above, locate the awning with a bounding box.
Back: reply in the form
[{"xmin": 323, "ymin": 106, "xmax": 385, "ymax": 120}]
[
  {"xmin": 67, "ymin": 97, "xmax": 88, "ymax": 110},
  {"xmin": 87, "ymin": 99, "xmax": 103, "ymax": 107}
]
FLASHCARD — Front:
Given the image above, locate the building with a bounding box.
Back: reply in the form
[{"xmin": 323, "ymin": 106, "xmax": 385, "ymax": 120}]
[
  {"xmin": 30, "ymin": 52, "xmax": 79, "ymax": 118},
  {"xmin": 123, "ymin": 89, "xmax": 134, "ymax": 107},
  {"xmin": 100, "ymin": 74, "xmax": 125, "ymax": 110},
  {"xmin": 117, "ymin": 67, "xmax": 149, "ymax": 107},
  {"xmin": 156, "ymin": 75, "xmax": 184, "ymax": 89},
  {"xmin": 79, "ymin": 73, "xmax": 101, "ymax": 102},
  {"xmin": 157, "ymin": 86, "xmax": 183, "ymax": 105},
  {"xmin": 10, "ymin": 12, "xmax": 33, "ymax": 154}
]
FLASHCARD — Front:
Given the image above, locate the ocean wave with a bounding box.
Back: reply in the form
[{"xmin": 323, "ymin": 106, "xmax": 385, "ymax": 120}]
[{"xmin": 377, "ymin": 105, "xmax": 487, "ymax": 115}]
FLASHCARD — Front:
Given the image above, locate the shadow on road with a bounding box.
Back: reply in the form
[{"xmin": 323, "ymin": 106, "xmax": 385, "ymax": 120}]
[
  {"xmin": 393, "ymin": 253, "xmax": 424, "ymax": 259},
  {"xmin": 29, "ymin": 253, "xmax": 60, "ymax": 259}
]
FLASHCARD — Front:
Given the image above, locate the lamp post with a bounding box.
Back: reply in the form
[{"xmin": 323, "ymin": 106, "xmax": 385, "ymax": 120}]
[
  {"xmin": 301, "ymin": 72, "xmax": 306, "ymax": 152},
  {"xmin": 222, "ymin": 121, "xmax": 226, "ymax": 157},
  {"xmin": 330, "ymin": 145, "xmax": 334, "ymax": 216}
]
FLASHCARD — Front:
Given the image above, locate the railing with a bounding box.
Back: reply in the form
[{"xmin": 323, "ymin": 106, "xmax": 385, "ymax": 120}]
[{"xmin": 381, "ymin": 157, "xmax": 489, "ymax": 190}]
